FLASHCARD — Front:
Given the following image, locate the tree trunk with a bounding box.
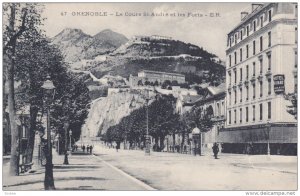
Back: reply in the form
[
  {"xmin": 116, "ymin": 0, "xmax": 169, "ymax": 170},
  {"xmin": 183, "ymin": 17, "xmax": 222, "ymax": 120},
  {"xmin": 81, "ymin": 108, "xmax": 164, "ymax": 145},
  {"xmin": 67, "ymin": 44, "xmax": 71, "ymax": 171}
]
[
  {"xmin": 25, "ymin": 106, "xmax": 38, "ymax": 163},
  {"xmin": 8, "ymin": 4, "xmax": 19, "ymax": 176},
  {"xmin": 159, "ymin": 135, "xmax": 165, "ymax": 152},
  {"xmin": 172, "ymin": 133, "xmax": 175, "ymax": 152}
]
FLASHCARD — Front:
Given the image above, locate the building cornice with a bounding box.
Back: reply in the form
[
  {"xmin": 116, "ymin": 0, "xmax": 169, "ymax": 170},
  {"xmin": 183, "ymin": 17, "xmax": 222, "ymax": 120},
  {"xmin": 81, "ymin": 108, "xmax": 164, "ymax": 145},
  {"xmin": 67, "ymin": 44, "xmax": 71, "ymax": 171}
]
[
  {"xmin": 228, "ymin": 3, "xmax": 274, "ymax": 36},
  {"xmin": 226, "ymin": 18, "xmax": 297, "ymax": 55}
]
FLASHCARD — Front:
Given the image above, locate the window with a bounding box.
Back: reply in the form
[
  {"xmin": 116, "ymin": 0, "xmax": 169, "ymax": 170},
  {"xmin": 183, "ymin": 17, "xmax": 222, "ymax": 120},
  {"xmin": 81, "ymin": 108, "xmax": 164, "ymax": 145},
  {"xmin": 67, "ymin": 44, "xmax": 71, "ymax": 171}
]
[
  {"xmin": 246, "ymin": 107, "xmax": 249, "ymax": 122},
  {"xmin": 253, "ymin": 40, "xmax": 256, "ymax": 55},
  {"xmin": 240, "ymin": 88, "xmax": 242, "ymax": 103},
  {"xmin": 260, "ymin": 58, "xmax": 263, "ymax": 73},
  {"xmin": 253, "ymin": 20, "xmax": 256, "ymax": 32},
  {"xmin": 246, "ymin": 25, "xmax": 249, "ymax": 36},
  {"xmin": 229, "ymin": 110, "xmax": 231, "ymax": 124},
  {"xmin": 235, "ymin": 34, "xmax": 237, "ymax": 44},
  {"xmin": 240, "ymin": 30, "xmax": 243, "ymax": 40},
  {"xmin": 294, "ymin": 74, "xmax": 298, "ymax": 92},
  {"xmin": 268, "ymin": 10, "xmax": 272, "ymax": 22},
  {"xmin": 294, "ymin": 75, "xmax": 297, "ymax": 93},
  {"xmin": 253, "ymin": 83, "xmax": 256, "ymax": 99},
  {"xmin": 260, "ymin": 16, "xmax": 263, "ymax": 27},
  {"xmin": 260, "ymin": 81, "xmax": 263, "ymax": 97},
  {"xmin": 234, "ymin": 51, "xmax": 237, "ymax": 64},
  {"xmin": 240, "ymin": 108, "xmax": 242, "ymax": 123},
  {"xmin": 246, "ymin": 65, "xmax": 249, "ymax": 79},
  {"xmin": 246, "ymin": 87, "xmax": 249, "ymax": 100},
  {"xmin": 229, "ymin": 37, "xmax": 232, "ymax": 47},
  {"xmin": 229, "ymin": 55, "xmax": 232, "ymax": 67},
  {"xmin": 253, "ymin": 62, "xmax": 256, "ymax": 76},
  {"xmin": 229, "ymin": 91, "xmax": 232, "ymax": 105},
  {"xmin": 240, "ymin": 48, "xmax": 243, "ymax": 62},
  {"xmin": 268, "ymin": 79, "xmax": 271, "ymax": 95},
  {"xmin": 240, "ymin": 68, "xmax": 243, "ymax": 81},
  {"xmin": 259, "ymin": 103, "xmax": 263, "ymax": 120},
  {"xmin": 234, "ymin": 69, "xmax": 237, "ymax": 83},
  {"xmin": 295, "ymin": 50, "xmax": 298, "ymax": 68},
  {"xmin": 234, "ymin": 90, "xmax": 237, "ymax": 104},
  {"xmin": 268, "ymin": 31, "xmax": 271, "ymax": 47},
  {"xmin": 246, "ymin": 45, "xmax": 249, "ymax": 58},
  {"xmin": 268, "ymin": 102, "xmax": 271, "ymax": 119},
  {"xmin": 296, "ymin": 28, "xmax": 298, "ymax": 44},
  {"xmin": 234, "ymin": 109, "xmax": 237, "ymax": 124},
  {"xmin": 252, "ymin": 105, "xmax": 255, "ymax": 121},
  {"xmin": 260, "ymin": 36, "xmax": 263, "ymax": 51},
  {"xmin": 296, "ymin": 4, "xmax": 298, "ymax": 17},
  {"xmin": 268, "ymin": 53, "xmax": 271, "ymax": 70}
]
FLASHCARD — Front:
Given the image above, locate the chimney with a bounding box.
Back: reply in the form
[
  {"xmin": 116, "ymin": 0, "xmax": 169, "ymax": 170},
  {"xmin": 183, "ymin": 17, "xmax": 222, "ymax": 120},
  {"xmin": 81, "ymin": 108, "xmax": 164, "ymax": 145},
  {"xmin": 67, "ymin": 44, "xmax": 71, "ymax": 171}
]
[
  {"xmin": 241, "ymin": 11, "xmax": 249, "ymax": 20},
  {"xmin": 252, "ymin": 3, "xmax": 264, "ymax": 12}
]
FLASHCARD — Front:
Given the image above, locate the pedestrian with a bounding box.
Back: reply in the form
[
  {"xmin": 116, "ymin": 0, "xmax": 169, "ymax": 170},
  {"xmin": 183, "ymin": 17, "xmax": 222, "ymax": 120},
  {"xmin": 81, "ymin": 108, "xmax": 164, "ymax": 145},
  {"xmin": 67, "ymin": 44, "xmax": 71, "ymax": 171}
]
[
  {"xmin": 87, "ymin": 145, "xmax": 90, "ymax": 153},
  {"xmin": 82, "ymin": 145, "xmax": 85, "ymax": 153},
  {"xmin": 212, "ymin": 143, "xmax": 219, "ymax": 159},
  {"xmin": 90, "ymin": 145, "xmax": 93, "ymax": 154}
]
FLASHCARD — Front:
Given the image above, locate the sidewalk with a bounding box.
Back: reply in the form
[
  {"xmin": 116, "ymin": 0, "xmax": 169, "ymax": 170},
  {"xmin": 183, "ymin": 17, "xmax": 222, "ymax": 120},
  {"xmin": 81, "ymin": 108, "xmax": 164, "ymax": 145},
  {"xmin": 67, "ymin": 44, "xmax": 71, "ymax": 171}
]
[{"xmin": 3, "ymin": 148, "xmax": 147, "ymax": 191}]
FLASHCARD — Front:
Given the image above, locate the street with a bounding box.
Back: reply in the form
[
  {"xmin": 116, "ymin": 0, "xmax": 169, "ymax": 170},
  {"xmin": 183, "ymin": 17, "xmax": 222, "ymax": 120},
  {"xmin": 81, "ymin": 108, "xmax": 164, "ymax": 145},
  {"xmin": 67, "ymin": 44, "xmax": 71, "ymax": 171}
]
[{"xmin": 3, "ymin": 143, "xmax": 297, "ymax": 191}]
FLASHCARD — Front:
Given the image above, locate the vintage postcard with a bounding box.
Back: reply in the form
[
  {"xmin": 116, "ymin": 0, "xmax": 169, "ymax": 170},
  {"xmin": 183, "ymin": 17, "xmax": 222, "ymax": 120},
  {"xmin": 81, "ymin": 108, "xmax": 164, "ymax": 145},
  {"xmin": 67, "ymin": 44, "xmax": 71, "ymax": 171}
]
[{"xmin": 2, "ymin": 2, "xmax": 298, "ymax": 193}]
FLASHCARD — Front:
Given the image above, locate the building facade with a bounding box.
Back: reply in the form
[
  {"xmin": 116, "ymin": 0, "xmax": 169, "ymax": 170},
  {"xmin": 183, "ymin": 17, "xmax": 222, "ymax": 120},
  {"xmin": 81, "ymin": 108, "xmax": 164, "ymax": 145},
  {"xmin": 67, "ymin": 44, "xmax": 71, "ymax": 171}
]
[
  {"xmin": 194, "ymin": 84, "xmax": 226, "ymax": 150},
  {"xmin": 129, "ymin": 70, "xmax": 186, "ymax": 86},
  {"xmin": 221, "ymin": 3, "xmax": 297, "ymax": 155}
]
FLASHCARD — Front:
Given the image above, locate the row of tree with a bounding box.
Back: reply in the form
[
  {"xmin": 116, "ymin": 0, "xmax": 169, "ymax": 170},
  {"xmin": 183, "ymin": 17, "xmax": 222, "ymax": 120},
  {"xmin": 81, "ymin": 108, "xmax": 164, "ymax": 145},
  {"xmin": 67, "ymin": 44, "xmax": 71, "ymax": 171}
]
[
  {"xmin": 102, "ymin": 94, "xmax": 214, "ymax": 151},
  {"xmin": 3, "ymin": 3, "xmax": 90, "ymax": 176}
]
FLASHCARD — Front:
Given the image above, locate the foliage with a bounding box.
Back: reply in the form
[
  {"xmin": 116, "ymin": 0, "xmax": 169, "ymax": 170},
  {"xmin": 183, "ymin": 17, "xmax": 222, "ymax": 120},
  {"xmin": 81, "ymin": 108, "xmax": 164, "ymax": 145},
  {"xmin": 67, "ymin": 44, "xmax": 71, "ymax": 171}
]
[
  {"xmin": 286, "ymin": 93, "xmax": 297, "ymax": 119},
  {"xmin": 103, "ymin": 94, "xmax": 179, "ymax": 145}
]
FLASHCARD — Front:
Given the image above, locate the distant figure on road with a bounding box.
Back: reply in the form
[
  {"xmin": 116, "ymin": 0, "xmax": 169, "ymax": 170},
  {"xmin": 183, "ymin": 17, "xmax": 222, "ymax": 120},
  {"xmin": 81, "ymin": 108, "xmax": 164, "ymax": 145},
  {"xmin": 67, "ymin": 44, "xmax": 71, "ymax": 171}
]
[
  {"xmin": 116, "ymin": 142, "xmax": 120, "ymax": 152},
  {"xmin": 82, "ymin": 145, "xmax": 85, "ymax": 153},
  {"xmin": 87, "ymin": 145, "xmax": 90, "ymax": 153},
  {"xmin": 212, "ymin": 143, "xmax": 219, "ymax": 159},
  {"xmin": 89, "ymin": 145, "xmax": 93, "ymax": 154}
]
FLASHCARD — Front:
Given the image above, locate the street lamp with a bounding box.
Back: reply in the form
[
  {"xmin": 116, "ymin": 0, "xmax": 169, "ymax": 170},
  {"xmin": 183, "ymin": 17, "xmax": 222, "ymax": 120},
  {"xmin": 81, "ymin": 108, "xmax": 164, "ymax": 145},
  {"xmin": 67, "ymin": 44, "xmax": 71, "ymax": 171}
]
[
  {"xmin": 69, "ymin": 130, "xmax": 72, "ymax": 151},
  {"xmin": 266, "ymin": 122, "xmax": 271, "ymax": 156},
  {"xmin": 63, "ymin": 96, "xmax": 70, "ymax": 165},
  {"xmin": 41, "ymin": 75, "xmax": 56, "ymax": 190},
  {"xmin": 144, "ymin": 89, "xmax": 151, "ymax": 155}
]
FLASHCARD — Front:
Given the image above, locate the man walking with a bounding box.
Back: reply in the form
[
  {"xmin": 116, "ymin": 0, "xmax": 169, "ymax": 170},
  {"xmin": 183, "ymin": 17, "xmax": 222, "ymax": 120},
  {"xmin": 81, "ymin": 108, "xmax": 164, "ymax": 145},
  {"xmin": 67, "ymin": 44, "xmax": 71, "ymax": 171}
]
[{"xmin": 212, "ymin": 143, "xmax": 219, "ymax": 159}]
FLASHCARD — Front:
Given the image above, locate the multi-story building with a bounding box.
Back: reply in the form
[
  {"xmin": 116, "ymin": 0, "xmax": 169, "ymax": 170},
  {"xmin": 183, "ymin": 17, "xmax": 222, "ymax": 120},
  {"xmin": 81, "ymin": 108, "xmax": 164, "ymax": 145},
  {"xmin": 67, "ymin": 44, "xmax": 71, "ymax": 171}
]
[
  {"xmin": 129, "ymin": 70, "xmax": 185, "ymax": 86},
  {"xmin": 220, "ymin": 3, "xmax": 297, "ymax": 155},
  {"xmin": 194, "ymin": 84, "xmax": 226, "ymax": 151}
]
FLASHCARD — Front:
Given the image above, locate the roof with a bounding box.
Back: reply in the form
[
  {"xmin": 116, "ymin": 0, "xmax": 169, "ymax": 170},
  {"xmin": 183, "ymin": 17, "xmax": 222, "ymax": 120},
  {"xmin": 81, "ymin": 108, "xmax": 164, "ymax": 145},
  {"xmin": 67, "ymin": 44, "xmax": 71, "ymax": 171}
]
[
  {"xmin": 181, "ymin": 94, "xmax": 202, "ymax": 104},
  {"xmin": 140, "ymin": 70, "xmax": 185, "ymax": 77},
  {"xmin": 228, "ymin": 3, "xmax": 271, "ymax": 36},
  {"xmin": 207, "ymin": 83, "xmax": 226, "ymax": 96}
]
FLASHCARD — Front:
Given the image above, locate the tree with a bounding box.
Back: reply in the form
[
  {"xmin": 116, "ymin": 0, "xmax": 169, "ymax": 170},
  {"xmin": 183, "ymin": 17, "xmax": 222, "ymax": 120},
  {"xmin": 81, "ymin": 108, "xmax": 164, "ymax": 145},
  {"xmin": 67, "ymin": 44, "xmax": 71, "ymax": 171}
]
[
  {"xmin": 3, "ymin": 3, "xmax": 44, "ymax": 176},
  {"xmin": 286, "ymin": 93, "xmax": 297, "ymax": 119},
  {"xmin": 185, "ymin": 106, "xmax": 214, "ymax": 155}
]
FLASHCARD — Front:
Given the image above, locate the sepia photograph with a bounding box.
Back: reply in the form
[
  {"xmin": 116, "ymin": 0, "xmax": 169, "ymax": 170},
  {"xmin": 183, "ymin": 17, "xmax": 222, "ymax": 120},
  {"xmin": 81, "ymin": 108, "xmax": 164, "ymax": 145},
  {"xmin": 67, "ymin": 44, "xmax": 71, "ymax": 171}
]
[{"xmin": 2, "ymin": 1, "xmax": 298, "ymax": 192}]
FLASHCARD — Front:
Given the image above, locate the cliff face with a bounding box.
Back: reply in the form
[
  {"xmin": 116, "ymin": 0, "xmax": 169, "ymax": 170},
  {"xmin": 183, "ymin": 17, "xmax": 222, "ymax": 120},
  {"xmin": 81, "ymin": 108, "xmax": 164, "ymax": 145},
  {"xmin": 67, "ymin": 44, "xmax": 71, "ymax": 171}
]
[{"xmin": 81, "ymin": 89, "xmax": 152, "ymax": 137}]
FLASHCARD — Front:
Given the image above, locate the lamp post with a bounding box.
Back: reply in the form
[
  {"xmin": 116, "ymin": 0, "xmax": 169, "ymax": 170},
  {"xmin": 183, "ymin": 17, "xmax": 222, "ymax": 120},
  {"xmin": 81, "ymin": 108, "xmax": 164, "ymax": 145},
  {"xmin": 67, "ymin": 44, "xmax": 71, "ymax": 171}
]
[
  {"xmin": 41, "ymin": 76, "xmax": 56, "ymax": 190},
  {"xmin": 266, "ymin": 122, "xmax": 271, "ymax": 156},
  {"xmin": 145, "ymin": 89, "xmax": 150, "ymax": 155},
  {"xmin": 69, "ymin": 130, "xmax": 72, "ymax": 151},
  {"xmin": 63, "ymin": 97, "xmax": 70, "ymax": 165}
]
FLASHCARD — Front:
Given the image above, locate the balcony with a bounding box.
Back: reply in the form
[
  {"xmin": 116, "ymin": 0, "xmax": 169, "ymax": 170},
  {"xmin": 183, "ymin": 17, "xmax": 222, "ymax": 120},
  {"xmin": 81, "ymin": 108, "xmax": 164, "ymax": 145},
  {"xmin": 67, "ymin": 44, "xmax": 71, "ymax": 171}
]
[
  {"xmin": 244, "ymin": 80, "xmax": 249, "ymax": 87},
  {"xmin": 232, "ymin": 84, "xmax": 237, "ymax": 91},
  {"xmin": 250, "ymin": 76, "xmax": 256, "ymax": 84},
  {"xmin": 265, "ymin": 69, "xmax": 272, "ymax": 78},
  {"xmin": 257, "ymin": 74, "xmax": 263, "ymax": 82},
  {"xmin": 238, "ymin": 81, "xmax": 243, "ymax": 88}
]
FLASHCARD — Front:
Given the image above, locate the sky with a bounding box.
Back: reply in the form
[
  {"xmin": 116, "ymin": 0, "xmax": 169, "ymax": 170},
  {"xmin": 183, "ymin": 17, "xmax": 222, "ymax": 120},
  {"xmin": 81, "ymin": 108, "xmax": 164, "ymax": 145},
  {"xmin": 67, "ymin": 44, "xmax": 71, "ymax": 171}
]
[{"xmin": 42, "ymin": 3, "xmax": 252, "ymax": 60}]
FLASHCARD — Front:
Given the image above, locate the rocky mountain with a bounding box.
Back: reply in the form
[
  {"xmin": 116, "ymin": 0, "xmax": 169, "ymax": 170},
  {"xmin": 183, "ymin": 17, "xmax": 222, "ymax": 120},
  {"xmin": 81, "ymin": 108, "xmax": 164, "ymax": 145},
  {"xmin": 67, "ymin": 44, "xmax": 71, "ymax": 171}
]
[{"xmin": 52, "ymin": 28, "xmax": 128, "ymax": 62}]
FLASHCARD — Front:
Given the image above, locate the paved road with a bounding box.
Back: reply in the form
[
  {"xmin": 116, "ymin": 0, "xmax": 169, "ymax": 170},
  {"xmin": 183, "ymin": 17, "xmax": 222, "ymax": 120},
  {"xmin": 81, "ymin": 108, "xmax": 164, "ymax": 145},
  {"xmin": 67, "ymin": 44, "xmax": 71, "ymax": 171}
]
[
  {"xmin": 3, "ymin": 151, "xmax": 152, "ymax": 191},
  {"xmin": 93, "ymin": 145, "xmax": 297, "ymax": 191}
]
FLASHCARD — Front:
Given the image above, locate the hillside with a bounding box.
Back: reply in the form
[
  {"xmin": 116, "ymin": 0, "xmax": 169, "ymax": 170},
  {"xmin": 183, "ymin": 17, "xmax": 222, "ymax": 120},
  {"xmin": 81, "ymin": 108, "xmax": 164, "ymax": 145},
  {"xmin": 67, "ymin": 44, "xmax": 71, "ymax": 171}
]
[{"xmin": 52, "ymin": 28, "xmax": 128, "ymax": 62}]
